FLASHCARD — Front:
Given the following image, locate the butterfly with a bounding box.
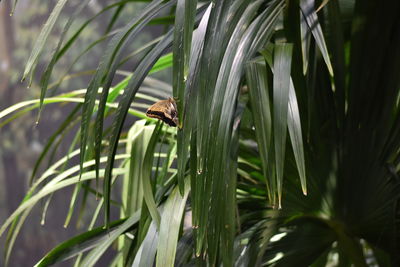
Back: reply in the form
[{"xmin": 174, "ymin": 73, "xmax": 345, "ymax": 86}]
[{"xmin": 146, "ymin": 97, "xmax": 179, "ymax": 127}]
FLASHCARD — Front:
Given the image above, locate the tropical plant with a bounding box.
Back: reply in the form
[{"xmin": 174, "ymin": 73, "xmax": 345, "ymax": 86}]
[{"xmin": 1, "ymin": 0, "xmax": 399, "ymax": 266}]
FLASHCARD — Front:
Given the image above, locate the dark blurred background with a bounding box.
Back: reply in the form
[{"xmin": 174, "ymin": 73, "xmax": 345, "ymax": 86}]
[{"xmin": 0, "ymin": 1, "xmax": 169, "ymax": 265}]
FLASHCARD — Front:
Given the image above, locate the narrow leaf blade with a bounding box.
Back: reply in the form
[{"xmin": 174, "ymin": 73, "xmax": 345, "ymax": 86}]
[
  {"xmin": 22, "ymin": 0, "xmax": 68, "ymax": 84},
  {"xmin": 156, "ymin": 180, "xmax": 190, "ymax": 267},
  {"xmin": 300, "ymin": 0, "xmax": 333, "ymax": 76},
  {"xmin": 288, "ymin": 81, "xmax": 307, "ymax": 195},
  {"xmin": 273, "ymin": 43, "xmax": 293, "ymax": 208}
]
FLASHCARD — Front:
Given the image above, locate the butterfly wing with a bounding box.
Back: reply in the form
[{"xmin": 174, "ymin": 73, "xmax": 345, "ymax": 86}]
[{"xmin": 146, "ymin": 99, "xmax": 178, "ymax": 127}]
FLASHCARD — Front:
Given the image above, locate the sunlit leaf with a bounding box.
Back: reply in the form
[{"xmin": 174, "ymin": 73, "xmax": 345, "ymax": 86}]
[
  {"xmin": 79, "ymin": 211, "xmax": 141, "ymax": 267},
  {"xmin": 140, "ymin": 122, "xmax": 162, "ymax": 229},
  {"xmin": 34, "ymin": 218, "xmax": 129, "ymax": 267},
  {"xmin": 273, "ymin": 42, "xmax": 293, "ymax": 208},
  {"xmin": 300, "ymin": 0, "xmax": 333, "ymax": 76},
  {"xmin": 156, "ymin": 179, "xmax": 190, "ymax": 267},
  {"xmin": 132, "ymin": 220, "xmax": 158, "ymax": 267}
]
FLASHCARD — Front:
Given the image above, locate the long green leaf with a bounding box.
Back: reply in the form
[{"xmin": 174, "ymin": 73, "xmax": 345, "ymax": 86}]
[
  {"xmin": 140, "ymin": 123, "xmax": 162, "ymax": 229},
  {"xmin": 34, "ymin": 218, "xmax": 128, "ymax": 267},
  {"xmin": 0, "ymin": 96, "xmax": 147, "ymax": 124},
  {"xmin": 57, "ymin": 1, "xmax": 149, "ymax": 62},
  {"xmin": 207, "ymin": 1, "xmax": 283, "ymax": 264},
  {"xmin": 194, "ymin": 0, "xmax": 256, "ymax": 260},
  {"xmin": 4, "ymin": 206, "xmax": 33, "ymax": 266},
  {"xmin": 102, "ymin": 28, "xmax": 174, "ymax": 228},
  {"xmin": 261, "ymin": 50, "xmax": 307, "ymax": 197},
  {"xmin": 79, "ymin": 211, "xmax": 141, "ymax": 267},
  {"xmin": 132, "ymin": 220, "xmax": 158, "ymax": 267},
  {"xmin": 174, "ymin": 0, "xmax": 197, "ymax": 194},
  {"xmin": 288, "ymin": 81, "xmax": 307, "ymax": 195},
  {"xmin": 63, "ymin": 181, "xmax": 83, "ymax": 228},
  {"xmin": 300, "ymin": 8, "xmax": 311, "ymax": 74},
  {"xmin": 50, "ymin": 2, "xmax": 153, "ymax": 92},
  {"xmin": 22, "ymin": 0, "xmax": 68, "ymax": 84},
  {"xmin": 273, "ymin": 43, "xmax": 293, "ymax": 208},
  {"xmin": 181, "ymin": 5, "xmax": 212, "ymax": 248},
  {"xmin": 245, "ymin": 60, "xmax": 273, "ymax": 201},
  {"xmin": 121, "ymin": 120, "xmax": 152, "ymax": 215},
  {"xmin": 119, "ymin": 121, "xmax": 155, "ymax": 263},
  {"xmin": 0, "ymin": 150, "xmax": 128, "ymax": 252},
  {"xmin": 105, "ymin": 3, "xmax": 125, "ymax": 34},
  {"xmin": 300, "ymin": 0, "xmax": 333, "ymax": 76},
  {"xmin": 80, "ymin": 0, "xmax": 171, "ymax": 191},
  {"xmin": 0, "ymin": 168, "xmax": 125, "ymax": 238},
  {"xmin": 93, "ymin": 0, "xmax": 175, "ymax": 196},
  {"xmin": 30, "ymin": 104, "xmax": 81, "ymax": 185},
  {"xmin": 176, "ymin": 1, "xmax": 212, "ymax": 218},
  {"xmin": 173, "ymin": 0, "xmax": 197, "ymax": 125},
  {"xmin": 192, "ymin": 1, "xmax": 283, "ymax": 263},
  {"xmin": 38, "ymin": 0, "xmax": 91, "ymax": 122},
  {"xmin": 156, "ymin": 179, "xmax": 190, "ymax": 267}
]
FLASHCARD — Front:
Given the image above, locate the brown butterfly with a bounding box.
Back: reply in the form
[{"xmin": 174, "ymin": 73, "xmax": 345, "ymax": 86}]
[{"xmin": 146, "ymin": 97, "xmax": 179, "ymax": 127}]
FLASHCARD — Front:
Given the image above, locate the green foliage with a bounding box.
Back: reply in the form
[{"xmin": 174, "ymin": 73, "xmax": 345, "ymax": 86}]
[{"xmin": 1, "ymin": 0, "xmax": 400, "ymax": 266}]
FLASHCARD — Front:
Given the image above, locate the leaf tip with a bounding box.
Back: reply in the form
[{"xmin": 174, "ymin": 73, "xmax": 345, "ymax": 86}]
[
  {"xmin": 36, "ymin": 110, "xmax": 42, "ymax": 125},
  {"xmin": 328, "ymin": 65, "xmax": 334, "ymax": 77},
  {"xmin": 302, "ymin": 186, "xmax": 307, "ymax": 196}
]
